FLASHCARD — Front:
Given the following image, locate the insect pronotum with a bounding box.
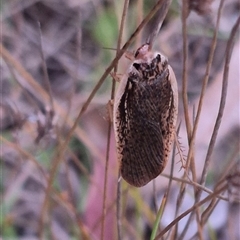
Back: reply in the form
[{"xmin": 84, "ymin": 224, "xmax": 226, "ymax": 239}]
[{"xmin": 113, "ymin": 43, "xmax": 178, "ymax": 187}]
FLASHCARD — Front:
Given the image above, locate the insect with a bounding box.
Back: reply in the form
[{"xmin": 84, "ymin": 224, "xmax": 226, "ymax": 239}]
[{"xmin": 113, "ymin": 43, "xmax": 178, "ymax": 187}]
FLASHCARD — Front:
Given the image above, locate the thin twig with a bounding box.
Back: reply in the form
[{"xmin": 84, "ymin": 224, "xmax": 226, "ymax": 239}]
[
  {"xmin": 181, "ymin": 0, "xmax": 192, "ymax": 141},
  {"xmin": 200, "ymin": 161, "xmax": 238, "ymax": 226},
  {"xmin": 160, "ymin": 173, "xmax": 228, "ymax": 201},
  {"xmin": 199, "ymin": 13, "xmax": 240, "ymax": 190},
  {"xmin": 198, "ymin": 15, "xmax": 240, "ymax": 231},
  {"xmin": 178, "ymin": 1, "xmax": 226, "ymax": 239},
  {"xmin": 100, "ymin": 0, "xmax": 130, "ymax": 231},
  {"xmin": 186, "ymin": 0, "xmax": 225, "ymax": 188},
  {"xmin": 104, "ymin": 1, "xmax": 130, "ymax": 240},
  {"xmin": 171, "ymin": 1, "xmax": 191, "ymax": 238},
  {"xmin": 147, "ymin": 0, "xmax": 172, "ymax": 49},
  {"xmin": 116, "ymin": 171, "xmax": 122, "ymax": 240},
  {"xmin": 100, "ymin": 121, "xmax": 112, "ymax": 240},
  {"xmin": 155, "ymin": 185, "xmax": 227, "ymax": 239},
  {"xmin": 164, "ymin": 125, "xmax": 180, "ymax": 240},
  {"xmin": 179, "ymin": 108, "xmax": 201, "ymax": 240},
  {"xmin": 136, "ymin": 0, "xmax": 144, "ymax": 47},
  {"xmin": 201, "ymin": 197, "xmax": 222, "ymax": 226}
]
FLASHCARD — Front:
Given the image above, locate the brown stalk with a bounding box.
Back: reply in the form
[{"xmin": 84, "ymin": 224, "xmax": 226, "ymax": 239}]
[
  {"xmin": 188, "ymin": 156, "xmax": 239, "ymax": 240},
  {"xmin": 114, "ymin": 2, "xmax": 130, "ymax": 239},
  {"xmin": 178, "ymin": 108, "xmax": 200, "ymax": 240},
  {"xmin": 185, "ymin": 0, "xmax": 225, "ymax": 189},
  {"xmin": 147, "ymin": 0, "xmax": 172, "ymax": 49},
  {"xmin": 177, "ymin": 0, "xmax": 226, "ymax": 239},
  {"xmin": 201, "ymin": 147, "xmax": 240, "ymax": 225},
  {"xmin": 199, "ymin": 13, "xmax": 240, "ymax": 191},
  {"xmin": 172, "ymin": 4, "xmax": 191, "ymax": 238},
  {"xmin": 136, "ymin": 0, "xmax": 144, "ymax": 47},
  {"xmin": 161, "ymin": 173, "xmax": 228, "ymax": 201},
  {"xmin": 155, "ymin": 185, "xmax": 227, "ymax": 239},
  {"xmin": 181, "ymin": 0, "xmax": 192, "ymax": 140},
  {"xmin": 101, "ymin": 0, "xmax": 130, "ymax": 239},
  {"xmin": 164, "ymin": 126, "xmax": 181, "ymax": 240},
  {"xmin": 181, "ymin": 5, "xmax": 239, "ymax": 239}
]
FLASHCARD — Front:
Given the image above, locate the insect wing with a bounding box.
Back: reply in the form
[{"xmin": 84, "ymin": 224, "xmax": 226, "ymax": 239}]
[{"xmin": 113, "ymin": 48, "xmax": 178, "ymax": 187}]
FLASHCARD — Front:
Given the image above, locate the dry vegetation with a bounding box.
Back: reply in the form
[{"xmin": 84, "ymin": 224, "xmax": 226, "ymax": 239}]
[{"xmin": 1, "ymin": 0, "xmax": 240, "ymax": 239}]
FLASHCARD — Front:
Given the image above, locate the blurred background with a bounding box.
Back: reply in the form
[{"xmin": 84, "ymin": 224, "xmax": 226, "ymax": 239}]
[{"xmin": 1, "ymin": 0, "xmax": 239, "ymax": 239}]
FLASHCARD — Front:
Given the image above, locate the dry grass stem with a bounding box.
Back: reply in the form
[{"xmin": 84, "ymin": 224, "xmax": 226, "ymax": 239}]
[{"xmin": 1, "ymin": 0, "xmax": 238, "ymax": 239}]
